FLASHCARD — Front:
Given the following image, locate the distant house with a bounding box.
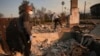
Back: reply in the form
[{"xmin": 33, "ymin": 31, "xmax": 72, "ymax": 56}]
[{"xmin": 90, "ymin": 3, "xmax": 100, "ymax": 19}]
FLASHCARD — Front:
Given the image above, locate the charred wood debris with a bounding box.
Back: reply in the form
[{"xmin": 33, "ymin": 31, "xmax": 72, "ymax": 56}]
[{"xmin": 30, "ymin": 22, "xmax": 100, "ymax": 56}]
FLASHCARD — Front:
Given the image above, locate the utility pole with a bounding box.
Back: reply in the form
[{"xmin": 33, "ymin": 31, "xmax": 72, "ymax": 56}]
[{"xmin": 84, "ymin": 1, "xmax": 86, "ymax": 19}]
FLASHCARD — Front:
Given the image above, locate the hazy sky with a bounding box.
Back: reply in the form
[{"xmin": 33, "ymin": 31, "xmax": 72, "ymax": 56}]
[{"xmin": 0, "ymin": 0, "xmax": 100, "ymax": 17}]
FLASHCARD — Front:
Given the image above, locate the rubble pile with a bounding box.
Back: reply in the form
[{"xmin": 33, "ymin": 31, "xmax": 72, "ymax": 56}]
[
  {"xmin": 31, "ymin": 25, "xmax": 62, "ymax": 33},
  {"xmin": 30, "ymin": 25, "xmax": 99, "ymax": 56},
  {"xmin": 44, "ymin": 39, "xmax": 77, "ymax": 56},
  {"xmin": 31, "ymin": 37, "xmax": 88, "ymax": 56},
  {"xmin": 31, "ymin": 32, "xmax": 59, "ymax": 56},
  {"xmin": 32, "ymin": 25, "xmax": 52, "ymax": 33}
]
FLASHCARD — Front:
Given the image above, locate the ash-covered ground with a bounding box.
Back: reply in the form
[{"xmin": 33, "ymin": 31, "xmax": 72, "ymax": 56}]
[{"xmin": 0, "ymin": 19, "xmax": 100, "ymax": 56}]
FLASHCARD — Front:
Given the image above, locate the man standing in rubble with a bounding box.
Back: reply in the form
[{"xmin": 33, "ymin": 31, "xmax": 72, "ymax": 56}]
[{"xmin": 52, "ymin": 12, "xmax": 62, "ymax": 30}]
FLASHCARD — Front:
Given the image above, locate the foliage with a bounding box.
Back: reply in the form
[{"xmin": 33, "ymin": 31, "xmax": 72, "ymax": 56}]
[{"xmin": 0, "ymin": 13, "xmax": 4, "ymax": 18}]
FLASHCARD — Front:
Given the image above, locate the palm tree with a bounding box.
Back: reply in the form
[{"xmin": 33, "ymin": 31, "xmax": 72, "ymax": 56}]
[{"xmin": 61, "ymin": 1, "xmax": 65, "ymax": 13}]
